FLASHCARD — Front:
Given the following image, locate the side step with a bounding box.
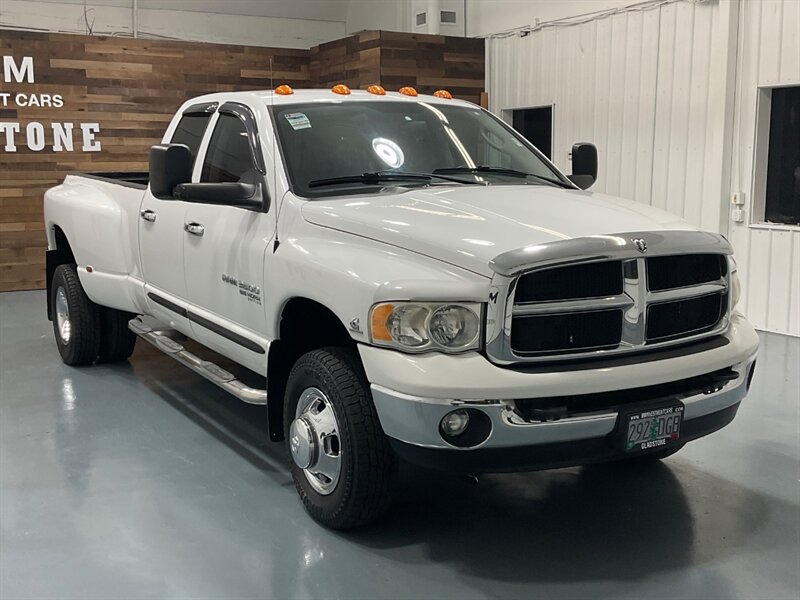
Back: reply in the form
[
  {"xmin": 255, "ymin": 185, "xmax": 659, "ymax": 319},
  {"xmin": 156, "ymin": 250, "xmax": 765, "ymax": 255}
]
[{"xmin": 129, "ymin": 318, "xmax": 267, "ymax": 405}]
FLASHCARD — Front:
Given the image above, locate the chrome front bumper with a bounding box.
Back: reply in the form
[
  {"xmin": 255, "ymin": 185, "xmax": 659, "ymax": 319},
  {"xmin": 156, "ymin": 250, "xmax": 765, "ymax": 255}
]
[
  {"xmin": 371, "ymin": 351, "xmax": 757, "ymax": 451},
  {"xmin": 359, "ymin": 313, "xmax": 758, "ymax": 460}
]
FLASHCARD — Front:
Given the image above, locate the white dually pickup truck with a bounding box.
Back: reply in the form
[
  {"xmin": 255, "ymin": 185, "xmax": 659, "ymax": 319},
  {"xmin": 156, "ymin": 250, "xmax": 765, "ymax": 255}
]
[{"xmin": 44, "ymin": 86, "xmax": 759, "ymax": 529}]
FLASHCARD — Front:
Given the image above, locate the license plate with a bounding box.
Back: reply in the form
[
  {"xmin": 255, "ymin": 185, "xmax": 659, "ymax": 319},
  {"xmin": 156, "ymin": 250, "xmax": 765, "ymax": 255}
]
[{"xmin": 621, "ymin": 404, "xmax": 684, "ymax": 452}]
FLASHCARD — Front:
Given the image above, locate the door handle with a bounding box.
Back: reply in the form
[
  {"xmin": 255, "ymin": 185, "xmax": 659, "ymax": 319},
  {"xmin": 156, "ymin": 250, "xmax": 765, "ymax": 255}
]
[
  {"xmin": 184, "ymin": 222, "xmax": 205, "ymax": 237},
  {"xmin": 140, "ymin": 209, "xmax": 157, "ymax": 223}
]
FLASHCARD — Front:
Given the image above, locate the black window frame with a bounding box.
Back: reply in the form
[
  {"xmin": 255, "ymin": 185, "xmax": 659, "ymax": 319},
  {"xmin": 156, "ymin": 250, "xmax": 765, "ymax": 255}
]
[{"xmin": 199, "ymin": 102, "xmax": 268, "ymax": 188}]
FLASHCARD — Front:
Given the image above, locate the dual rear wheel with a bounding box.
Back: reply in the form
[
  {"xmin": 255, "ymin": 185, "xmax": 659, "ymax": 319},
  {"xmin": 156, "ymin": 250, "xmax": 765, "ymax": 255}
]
[{"xmin": 50, "ymin": 264, "xmax": 136, "ymax": 366}]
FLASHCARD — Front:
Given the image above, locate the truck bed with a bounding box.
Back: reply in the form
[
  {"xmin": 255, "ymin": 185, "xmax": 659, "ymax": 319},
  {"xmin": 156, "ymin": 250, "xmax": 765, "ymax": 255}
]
[{"xmin": 76, "ymin": 172, "xmax": 149, "ymax": 189}]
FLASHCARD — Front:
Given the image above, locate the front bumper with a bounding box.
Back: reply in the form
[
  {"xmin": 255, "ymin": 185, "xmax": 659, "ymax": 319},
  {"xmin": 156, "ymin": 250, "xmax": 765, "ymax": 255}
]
[
  {"xmin": 388, "ymin": 402, "xmax": 742, "ymax": 473},
  {"xmin": 360, "ymin": 313, "xmax": 759, "ymax": 471}
]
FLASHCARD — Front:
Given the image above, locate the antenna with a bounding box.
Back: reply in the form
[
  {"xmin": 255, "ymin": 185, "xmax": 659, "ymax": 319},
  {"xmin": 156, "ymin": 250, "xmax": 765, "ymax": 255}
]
[
  {"xmin": 269, "ymin": 56, "xmax": 274, "ymax": 91},
  {"xmin": 269, "ymin": 56, "xmax": 280, "ymax": 252}
]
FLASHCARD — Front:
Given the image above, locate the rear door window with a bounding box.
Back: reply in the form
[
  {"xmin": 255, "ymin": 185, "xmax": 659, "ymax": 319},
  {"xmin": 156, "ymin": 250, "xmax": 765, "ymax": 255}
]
[{"xmin": 170, "ymin": 113, "xmax": 213, "ymax": 165}]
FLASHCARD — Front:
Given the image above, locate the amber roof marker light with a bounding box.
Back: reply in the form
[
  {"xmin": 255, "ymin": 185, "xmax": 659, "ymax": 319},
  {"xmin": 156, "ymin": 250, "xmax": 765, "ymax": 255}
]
[
  {"xmin": 331, "ymin": 84, "xmax": 351, "ymax": 95},
  {"xmin": 367, "ymin": 84, "xmax": 386, "ymax": 96},
  {"xmin": 398, "ymin": 86, "xmax": 418, "ymax": 97},
  {"xmin": 433, "ymin": 89, "xmax": 453, "ymax": 99},
  {"xmin": 275, "ymin": 84, "xmax": 294, "ymax": 95}
]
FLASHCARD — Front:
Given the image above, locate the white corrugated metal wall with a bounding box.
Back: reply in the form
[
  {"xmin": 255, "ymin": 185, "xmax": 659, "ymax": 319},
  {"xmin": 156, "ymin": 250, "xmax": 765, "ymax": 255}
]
[
  {"xmin": 729, "ymin": 0, "xmax": 800, "ymax": 336},
  {"xmin": 487, "ymin": 0, "xmax": 799, "ymax": 336}
]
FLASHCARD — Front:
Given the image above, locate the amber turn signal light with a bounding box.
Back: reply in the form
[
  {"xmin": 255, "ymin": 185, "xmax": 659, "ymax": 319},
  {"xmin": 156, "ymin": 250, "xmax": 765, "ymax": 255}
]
[
  {"xmin": 331, "ymin": 84, "xmax": 351, "ymax": 95},
  {"xmin": 274, "ymin": 84, "xmax": 294, "ymax": 95},
  {"xmin": 398, "ymin": 86, "xmax": 418, "ymax": 97},
  {"xmin": 433, "ymin": 89, "xmax": 453, "ymax": 99},
  {"xmin": 370, "ymin": 303, "xmax": 395, "ymax": 341},
  {"xmin": 367, "ymin": 84, "xmax": 386, "ymax": 96}
]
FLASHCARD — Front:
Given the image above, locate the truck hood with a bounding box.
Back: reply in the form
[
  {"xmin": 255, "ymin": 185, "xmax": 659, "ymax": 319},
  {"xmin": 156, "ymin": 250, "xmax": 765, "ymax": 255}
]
[{"xmin": 301, "ymin": 185, "xmax": 693, "ymax": 277}]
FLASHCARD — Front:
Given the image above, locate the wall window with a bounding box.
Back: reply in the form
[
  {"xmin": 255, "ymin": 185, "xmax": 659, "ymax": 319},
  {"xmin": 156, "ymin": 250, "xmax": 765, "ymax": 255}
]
[
  {"xmin": 512, "ymin": 106, "xmax": 553, "ymax": 160},
  {"xmin": 764, "ymin": 86, "xmax": 800, "ymax": 225},
  {"xmin": 200, "ymin": 113, "xmax": 255, "ymax": 184}
]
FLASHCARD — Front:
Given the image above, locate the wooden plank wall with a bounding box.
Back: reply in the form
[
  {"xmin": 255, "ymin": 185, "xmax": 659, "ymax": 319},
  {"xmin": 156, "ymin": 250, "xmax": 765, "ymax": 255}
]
[
  {"xmin": 310, "ymin": 31, "xmax": 381, "ymax": 90},
  {"xmin": 0, "ymin": 30, "xmax": 309, "ymax": 291},
  {"xmin": 309, "ymin": 30, "xmax": 485, "ymax": 105},
  {"xmin": 0, "ymin": 29, "xmax": 484, "ymax": 292},
  {"xmin": 379, "ymin": 31, "xmax": 485, "ymax": 105}
]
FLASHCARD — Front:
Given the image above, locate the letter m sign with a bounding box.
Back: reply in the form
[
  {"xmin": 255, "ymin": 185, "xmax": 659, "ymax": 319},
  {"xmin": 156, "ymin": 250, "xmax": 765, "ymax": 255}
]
[{"xmin": 3, "ymin": 56, "xmax": 34, "ymax": 84}]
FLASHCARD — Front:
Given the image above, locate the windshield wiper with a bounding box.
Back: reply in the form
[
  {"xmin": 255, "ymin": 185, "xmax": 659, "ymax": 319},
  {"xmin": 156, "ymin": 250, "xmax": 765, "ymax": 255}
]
[
  {"xmin": 433, "ymin": 166, "xmax": 572, "ymax": 188},
  {"xmin": 309, "ymin": 171, "xmax": 477, "ymax": 189}
]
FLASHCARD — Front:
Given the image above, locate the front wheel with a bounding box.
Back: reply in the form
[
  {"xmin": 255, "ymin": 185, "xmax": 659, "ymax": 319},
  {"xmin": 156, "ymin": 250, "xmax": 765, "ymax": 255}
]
[{"xmin": 284, "ymin": 347, "xmax": 396, "ymax": 529}]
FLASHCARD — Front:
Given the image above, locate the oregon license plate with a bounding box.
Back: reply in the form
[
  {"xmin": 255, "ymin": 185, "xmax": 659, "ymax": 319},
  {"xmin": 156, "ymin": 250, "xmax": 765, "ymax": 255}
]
[{"xmin": 622, "ymin": 405, "xmax": 684, "ymax": 452}]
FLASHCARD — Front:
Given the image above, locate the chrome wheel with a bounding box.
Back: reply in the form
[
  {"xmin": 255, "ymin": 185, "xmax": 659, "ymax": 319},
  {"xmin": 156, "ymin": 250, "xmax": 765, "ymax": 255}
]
[
  {"xmin": 55, "ymin": 286, "xmax": 71, "ymax": 344},
  {"xmin": 290, "ymin": 387, "xmax": 342, "ymax": 495}
]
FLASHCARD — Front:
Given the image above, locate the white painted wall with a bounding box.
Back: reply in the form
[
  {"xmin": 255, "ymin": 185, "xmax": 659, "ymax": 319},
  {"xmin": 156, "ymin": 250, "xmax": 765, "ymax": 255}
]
[
  {"xmin": 346, "ymin": 0, "xmax": 410, "ymax": 34},
  {"xmin": 728, "ymin": 0, "xmax": 800, "ymax": 336},
  {"xmin": 488, "ymin": 0, "xmax": 733, "ymax": 228},
  {"xmin": 411, "ymin": 0, "xmax": 465, "ymax": 36},
  {"xmin": 466, "ymin": 0, "xmax": 636, "ymax": 37},
  {"xmin": 0, "ymin": 0, "xmax": 426, "ymax": 46},
  {"xmin": 0, "ymin": 0, "xmax": 349, "ymax": 48},
  {"xmin": 486, "ymin": 0, "xmax": 800, "ymax": 336}
]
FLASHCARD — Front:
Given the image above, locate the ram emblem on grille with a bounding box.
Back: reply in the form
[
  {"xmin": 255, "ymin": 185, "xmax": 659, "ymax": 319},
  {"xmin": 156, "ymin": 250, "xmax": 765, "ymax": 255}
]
[{"xmin": 632, "ymin": 238, "xmax": 648, "ymax": 253}]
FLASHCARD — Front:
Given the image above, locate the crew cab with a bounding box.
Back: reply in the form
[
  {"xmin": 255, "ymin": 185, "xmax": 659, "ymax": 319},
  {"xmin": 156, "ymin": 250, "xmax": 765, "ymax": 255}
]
[{"xmin": 43, "ymin": 86, "xmax": 759, "ymax": 529}]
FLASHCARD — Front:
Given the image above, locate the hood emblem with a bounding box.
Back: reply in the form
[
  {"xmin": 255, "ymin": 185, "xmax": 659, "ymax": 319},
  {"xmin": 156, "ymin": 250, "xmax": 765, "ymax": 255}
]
[{"xmin": 632, "ymin": 238, "xmax": 648, "ymax": 253}]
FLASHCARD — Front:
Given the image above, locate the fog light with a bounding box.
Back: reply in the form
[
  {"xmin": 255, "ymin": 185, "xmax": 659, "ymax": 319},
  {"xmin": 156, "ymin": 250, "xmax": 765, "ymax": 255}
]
[{"xmin": 441, "ymin": 409, "xmax": 470, "ymax": 436}]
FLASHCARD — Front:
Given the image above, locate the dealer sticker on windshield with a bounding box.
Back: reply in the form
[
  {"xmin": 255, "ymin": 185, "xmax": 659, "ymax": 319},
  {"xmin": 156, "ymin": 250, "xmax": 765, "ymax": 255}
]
[{"xmin": 285, "ymin": 112, "xmax": 311, "ymax": 130}]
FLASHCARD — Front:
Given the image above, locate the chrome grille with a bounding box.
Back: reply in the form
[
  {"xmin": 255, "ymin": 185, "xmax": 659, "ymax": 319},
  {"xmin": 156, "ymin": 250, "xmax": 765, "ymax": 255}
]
[{"xmin": 485, "ymin": 231, "xmax": 733, "ymax": 365}]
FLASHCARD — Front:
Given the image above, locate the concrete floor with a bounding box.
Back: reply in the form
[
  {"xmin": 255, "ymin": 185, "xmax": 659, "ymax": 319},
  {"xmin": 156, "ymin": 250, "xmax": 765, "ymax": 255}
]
[{"xmin": 1, "ymin": 290, "xmax": 798, "ymax": 600}]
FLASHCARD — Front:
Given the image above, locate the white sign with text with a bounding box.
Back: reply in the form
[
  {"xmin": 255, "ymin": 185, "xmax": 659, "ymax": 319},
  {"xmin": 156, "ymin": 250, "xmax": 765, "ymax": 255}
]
[{"xmin": 1, "ymin": 56, "xmax": 102, "ymax": 152}]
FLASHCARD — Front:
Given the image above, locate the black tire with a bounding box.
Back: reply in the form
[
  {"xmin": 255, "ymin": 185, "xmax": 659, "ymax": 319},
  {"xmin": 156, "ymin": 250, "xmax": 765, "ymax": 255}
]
[
  {"xmin": 50, "ymin": 264, "xmax": 101, "ymax": 366},
  {"xmin": 624, "ymin": 443, "xmax": 685, "ymax": 464},
  {"xmin": 97, "ymin": 307, "xmax": 137, "ymax": 363},
  {"xmin": 284, "ymin": 347, "xmax": 397, "ymax": 530}
]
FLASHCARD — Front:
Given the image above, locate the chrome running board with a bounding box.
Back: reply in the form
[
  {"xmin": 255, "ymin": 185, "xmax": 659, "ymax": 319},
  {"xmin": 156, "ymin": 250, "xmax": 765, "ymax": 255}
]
[{"xmin": 129, "ymin": 318, "xmax": 267, "ymax": 405}]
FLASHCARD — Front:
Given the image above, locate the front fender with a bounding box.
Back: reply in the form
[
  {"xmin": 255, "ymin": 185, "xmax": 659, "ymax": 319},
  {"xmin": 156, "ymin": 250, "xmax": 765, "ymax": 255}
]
[{"xmin": 264, "ymin": 225, "xmax": 490, "ymax": 343}]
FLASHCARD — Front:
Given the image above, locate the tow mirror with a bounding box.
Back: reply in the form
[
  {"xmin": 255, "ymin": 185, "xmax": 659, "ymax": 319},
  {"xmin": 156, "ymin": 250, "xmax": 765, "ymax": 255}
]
[
  {"xmin": 149, "ymin": 144, "xmax": 192, "ymax": 199},
  {"xmin": 568, "ymin": 143, "xmax": 598, "ymax": 190},
  {"xmin": 173, "ymin": 182, "xmax": 263, "ymax": 209}
]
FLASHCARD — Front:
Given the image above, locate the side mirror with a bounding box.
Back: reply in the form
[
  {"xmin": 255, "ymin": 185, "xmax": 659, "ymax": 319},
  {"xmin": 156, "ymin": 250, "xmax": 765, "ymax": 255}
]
[
  {"xmin": 568, "ymin": 143, "xmax": 598, "ymax": 190},
  {"xmin": 173, "ymin": 182, "xmax": 263, "ymax": 209},
  {"xmin": 149, "ymin": 144, "xmax": 192, "ymax": 199}
]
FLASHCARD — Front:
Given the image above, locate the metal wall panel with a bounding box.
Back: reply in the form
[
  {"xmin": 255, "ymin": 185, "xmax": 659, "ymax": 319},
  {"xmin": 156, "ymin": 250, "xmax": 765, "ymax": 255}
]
[
  {"xmin": 487, "ymin": 0, "xmax": 799, "ymax": 335},
  {"xmin": 729, "ymin": 0, "xmax": 800, "ymax": 336}
]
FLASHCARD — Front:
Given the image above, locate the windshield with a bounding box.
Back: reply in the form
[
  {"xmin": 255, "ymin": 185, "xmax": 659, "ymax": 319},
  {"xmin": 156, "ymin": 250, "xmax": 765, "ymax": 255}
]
[{"xmin": 271, "ymin": 101, "xmax": 570, "ymax": 198}]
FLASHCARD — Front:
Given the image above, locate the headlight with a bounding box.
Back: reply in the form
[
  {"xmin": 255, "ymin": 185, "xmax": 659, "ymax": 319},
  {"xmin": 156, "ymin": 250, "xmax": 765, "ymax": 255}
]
[
  {"xmin": 370, "ymin": 302, "xmax": 482, "ymax": 352},
  {"xmin": 429, "ymin": 305, "xmax": 480, "ymax": 347},
  {"xmin": 730, "ymin": 261, "xmax": 741, "ymax": 310}
]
